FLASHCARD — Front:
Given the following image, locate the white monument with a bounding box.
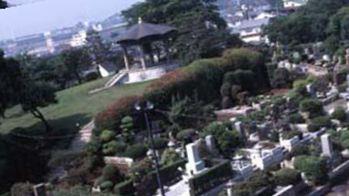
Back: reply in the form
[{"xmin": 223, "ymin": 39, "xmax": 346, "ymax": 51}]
[
  {"xmin": 185, "ymin": 141, "xmax": 205, "ymax": 177},
  {"xmin": 321, "ymin": 133, "xmax": 333, "ymax": 157}
]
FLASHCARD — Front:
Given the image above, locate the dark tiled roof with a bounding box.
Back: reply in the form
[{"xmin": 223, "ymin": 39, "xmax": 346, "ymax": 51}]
[{"xmin": 116, "ymin": 22, "xmax": 176, "ymax": 44}]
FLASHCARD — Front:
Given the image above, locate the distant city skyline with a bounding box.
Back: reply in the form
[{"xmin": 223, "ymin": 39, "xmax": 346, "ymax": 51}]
[{"xmin": 0, "ymin": 0, "xmax": 142, "ymax": 41}]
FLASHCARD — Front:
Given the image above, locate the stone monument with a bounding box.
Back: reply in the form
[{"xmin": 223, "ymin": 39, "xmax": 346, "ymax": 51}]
[
  {"xmin": 321, "ymin": 133, "xmax": 333, "ymax": 157},
  {"xmin": 205, "ymin": 135, "xmax": 216, "ymax": 153},
  {"xmin": 185, "ymin": 140, "xmax": 205, "ymax": 177}
]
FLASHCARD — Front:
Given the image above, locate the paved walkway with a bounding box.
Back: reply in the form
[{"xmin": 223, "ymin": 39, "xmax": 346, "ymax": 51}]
[
  {"xmin": 48, "ymin": 121, "xmax": 95, "ymax": 181},
  {"xmin": 70, "ymin": 121, "xmax": 94, "ymax": 151}
]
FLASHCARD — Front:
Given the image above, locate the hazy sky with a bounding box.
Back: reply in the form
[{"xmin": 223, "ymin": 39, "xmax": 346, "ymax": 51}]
[{"xmin": 0, "ymin": 0, "xmax": 141, "ymax": 40}]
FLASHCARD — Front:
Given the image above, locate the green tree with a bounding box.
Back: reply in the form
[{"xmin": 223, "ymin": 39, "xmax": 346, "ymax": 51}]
[
  {"xmin": 299, "ymin": 99, "xmax": 323, "ymax": 118},
  {"xmin": 62, "ymin": 48, "xmax": 91, "ymax": 84},
  {"xmin": 273, "ymin": 168, "xmax": 301, "ymax": 186},
  {"xmin": 294, "ymin": 155, "xmax": 328, "ymax": 185},
  {"xmin": 272, "ymin": 68, "xmax": 291, "ymax": 88},
  {"xmin": 20, "ymin": 81, "xmax": 57, "ymax": 133},
  {"xmin": 264, "ymin": 0, "xmax": 347, "ymax": 45},
  {"xmin": 331, "ymin": 107, "xmax": 347, "ymax": 122},
  {"xmin": 86, "ymin": 30, "xmax": 112, "ymax": 75},
  {"xmin": 160, "ymin": 149, "xmax": 182, "ymax": 166},
  {"xmin": 0, "ymin": 52, "xmax": 22, "ymax": 118},
  {"xmin": 120, "ymin": 116, "xmax": 135, "ymax": 142}
]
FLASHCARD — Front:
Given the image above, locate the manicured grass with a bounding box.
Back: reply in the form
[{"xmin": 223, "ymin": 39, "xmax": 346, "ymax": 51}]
[{"xmin": 0, "ymin": 78, "xmax": 150, "ymax": 134}]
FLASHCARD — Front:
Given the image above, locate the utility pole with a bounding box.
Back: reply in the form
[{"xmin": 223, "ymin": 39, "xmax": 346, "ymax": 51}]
[{"xmin": 135, "ymin": 101, "xmax": 165, "ymax": 196}]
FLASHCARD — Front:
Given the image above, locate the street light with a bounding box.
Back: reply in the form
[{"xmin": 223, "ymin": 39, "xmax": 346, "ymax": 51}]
[{"xmin": 135, "ymin": 101, "xmax": 165, "ymax": 196}]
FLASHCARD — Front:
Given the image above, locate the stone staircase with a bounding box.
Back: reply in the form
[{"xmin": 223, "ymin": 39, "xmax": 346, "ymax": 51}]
[{"xmin": 88, "ymin": 71, "xmax": 127, "ymax": 94}]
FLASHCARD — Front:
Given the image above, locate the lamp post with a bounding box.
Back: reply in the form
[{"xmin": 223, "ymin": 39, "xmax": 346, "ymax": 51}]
[{"xmin": 135, "ymin": 101, "xmax": 165, "ymax": 196}]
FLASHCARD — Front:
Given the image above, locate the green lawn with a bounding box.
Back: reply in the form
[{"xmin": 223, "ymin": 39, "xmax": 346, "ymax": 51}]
[{"xmin": 0, "ymin": 78, "xmax": 150, "ymax": 134}]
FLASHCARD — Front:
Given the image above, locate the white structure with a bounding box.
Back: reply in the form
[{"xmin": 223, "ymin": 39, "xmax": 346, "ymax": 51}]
[
  {"xmin": 250, "ymin": 144, "xmax": 285, "ymax": 170},
  {"xmin": 231, "ymin": 18, "xmax": 271, "ymax": 44},
  {"xmin": 321, "ymin": 133, "xmax": 334, "ymax": 157},
  {"xmin": 70, "ymin": 30, "xmax": 87, "ymax": 47},
  {"xmin": 283, "ymin": 0, "xmax": 308, "ymax": 9},
  {"xmin": 280, "ymin": 136, "xmax": 301, "ymax": 152},
  {"xmin": 185, "ymin": 141, "xmax": 205, "ymax": 177}
]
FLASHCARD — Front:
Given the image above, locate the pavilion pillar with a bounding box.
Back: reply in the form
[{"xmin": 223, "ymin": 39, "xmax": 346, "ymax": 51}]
[
  {"xmin": 121, "ymin": 46, "xmax": 130, "ymax": 71},
  {"xmin": 139, "ymin": 45, "xmax": 147, "ymax": 70}
]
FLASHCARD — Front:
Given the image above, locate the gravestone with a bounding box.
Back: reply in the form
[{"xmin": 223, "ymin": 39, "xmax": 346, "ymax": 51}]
[
  {"xmin": 306, "ymin": 84, "xmax": 316, "ymax": 97},
  {"xmin": 33, "ymin": 184, "xmax": 46, "ymax": 196},
  {"xmin": 185, "ymin": 140, "xmax": 205, "ymax": 176},
  {"xmin": 321, "ymin": 133, "xmax": 333, "ymax": 157},
  {"xmin": 205, "ymin": 135, "xmax": 216, "ymax": 153},
  {"xmin": 235, "ymin": 121, "xmax": 246, "ymax": 141}
]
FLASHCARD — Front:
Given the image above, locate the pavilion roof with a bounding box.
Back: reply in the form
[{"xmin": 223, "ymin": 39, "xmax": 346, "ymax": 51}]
[{"xmin": 116, "ymin": 20, "xmax": 176, "ymax": 44}]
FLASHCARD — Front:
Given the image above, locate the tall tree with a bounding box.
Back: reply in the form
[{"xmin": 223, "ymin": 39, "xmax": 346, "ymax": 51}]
[
  {"xmin": 85, "ymin": 30, "xmax": 111, "ymax": 75},
  {"xmin": 122, "ymin": 0, "xmax": 241, "ymax": 64},
  {"xmin": 0, "ymin": 51, "xmax": 22, "ymax": 118},
  {"xmin": 264, "ymin": 0, "xmax": 348, "ymax": 45},
  {"xmin": 61, "ymin": 48, "xmax": 91, "ymax": 84},
  {"xmin": 20, "ymin": 81, "xmax": 57, "ymax": 133}
]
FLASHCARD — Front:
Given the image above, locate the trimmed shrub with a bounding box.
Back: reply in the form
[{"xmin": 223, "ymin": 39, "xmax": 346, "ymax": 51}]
[
  {"xmin": 331, "ymin": 107, "xmax": 347, "ymax": 122},
  {"xmin": 294, "ymin": 155, "xmax": 328, "ymax": 185},
  {"xmin": 102, "ymin": 164, "xmax": 121, "ymax": 182},
  {"xmin": 114, "ymin": 180, "xmax": 135, "ymax": 196},
  {"xmin": 99, "ymin": 130, "xmax": 116, "ymax": 143},
  {"xmin": 102, "ymin": 141, "xmax": 126, "ymax": 155},
  {"xmin": 95, "ymin": 48, "xmax": 267, "ymax": 132},
  {"xmin": 189, "ymin": 161, "xmax": 232, "ymax": 196},
  {"xmin": 288, "ymin": 113, "xmax": 305, "ymax": 124},
  {"xmin": 299, "ymin": 99, "xmax": 323, "ymax": 118},
  {"xmin": 123, "ymin": 144, "xmax": 147, "ymax": 159},
  {"xmin": 95, "ymin": 96, "xmax": 142, "ymax": 132},
  {"xmin": 308, "ymin": 116, "xmax": 331, "ymax": 132},
  {"xmin": 100, "ymin": 181, "xmax": 114, "ymax": 192},
  {"xmin": 282, "ymin": 130, "xmax": 302, "ymax": 140},
  {"xmin": 274, "ymin": 168, "xmax": 301, "ymax": 186},
  {"xmin": 176, "ymin": 129, "xmax": 196, "ymax": 141},
  {"xmin": 161, "ymin": 149, "xmax": 182, "ymax": 166}
]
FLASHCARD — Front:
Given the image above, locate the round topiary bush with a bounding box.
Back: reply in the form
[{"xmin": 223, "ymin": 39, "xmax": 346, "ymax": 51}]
[
  {"xmin": 308, "ymin": 116, "xmax": 331, "ymax": 132},
  {"xmin": 331, "ymin": 107, "xmax": 347, "ymax": 122},
  {"xmin": 102, "ymin": 141, "xmax": 127, "ymax": 155},
  {"xmin": 100, "ymin": 130, "xmax": 116, "ymax": 143},
  {"xmin": 273, "ymin": 168, "xmax": 301, "ymax": 186},
  {"xmin": 123, "ymin": 144, "xmax": 147, "ymax": 159},
  {"xmin": 299, "ymin": 99, "xmax": 323, "ymax": 118}
]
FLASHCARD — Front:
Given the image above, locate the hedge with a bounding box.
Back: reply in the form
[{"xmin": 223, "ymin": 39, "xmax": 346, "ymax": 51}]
[
  {"xmin": 95, "ymin": 48, "xmax": 267, "ymax": 132},
  {"xmin": 189, "ymin": 160, "xmax": 233, "ymax": 196},
  {"xmin": 114, "ymin": 179, "xmax": 135, "ymax": 196},
  {"xmin": 138, "ymin": 160, "xmax": 187, "ymax": 195}
]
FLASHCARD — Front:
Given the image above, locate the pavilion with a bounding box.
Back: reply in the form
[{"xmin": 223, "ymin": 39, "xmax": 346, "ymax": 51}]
[{"xmin": 116, "ymin": 18, "xmax": 177, "ymax": 72}]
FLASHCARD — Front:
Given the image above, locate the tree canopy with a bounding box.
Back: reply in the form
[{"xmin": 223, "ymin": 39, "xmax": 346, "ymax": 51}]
[{"xmin": 264, "ymin": 0, "xmax": 349, "ymax": 45}]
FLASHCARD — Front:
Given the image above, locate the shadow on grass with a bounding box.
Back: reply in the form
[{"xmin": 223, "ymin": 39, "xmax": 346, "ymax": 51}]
[{"xmin": 0, "ymin": 113, "xmax": 91, "ymax": 194}]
